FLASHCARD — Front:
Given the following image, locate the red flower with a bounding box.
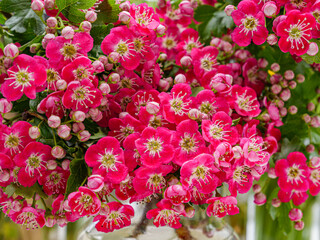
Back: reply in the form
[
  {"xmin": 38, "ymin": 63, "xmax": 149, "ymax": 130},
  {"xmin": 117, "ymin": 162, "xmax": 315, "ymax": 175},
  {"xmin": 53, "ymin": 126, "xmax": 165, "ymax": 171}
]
[{"xmin": 206, "ymin": 196, "xmax": 239, "ymax": 218}]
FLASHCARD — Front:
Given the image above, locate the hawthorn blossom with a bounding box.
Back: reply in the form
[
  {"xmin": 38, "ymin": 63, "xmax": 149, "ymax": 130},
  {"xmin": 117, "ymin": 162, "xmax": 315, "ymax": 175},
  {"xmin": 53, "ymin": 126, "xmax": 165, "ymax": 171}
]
[
  {"xmin": 191, "ymin": 46, "xmax": 219, "ymax": 77},
  {"xmin": 164, "ymin": 185, "xmax": 191, "ymax": 206},
  {"xmin": 206, "ymin": 196, "xmax": 239, "ymax": 218},
  {"xmin": 38, "ymin": 167, "xmax": 70, "ymax": 196},
  {"xmin": 11, "ymin": 207, "xmax": 46, "ymax": 230}
]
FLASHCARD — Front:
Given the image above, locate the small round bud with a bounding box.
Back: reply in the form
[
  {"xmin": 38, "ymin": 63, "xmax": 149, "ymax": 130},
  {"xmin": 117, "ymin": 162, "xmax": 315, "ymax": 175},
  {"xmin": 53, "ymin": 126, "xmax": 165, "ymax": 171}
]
[
  {"xmin": 268, "ymin": 167, "xmax": 277, "ymax": 179},
  {"xmin": 119, "ymin": 11, "xmax": 131, "ymax": 24},
  {"xmin": 267, "ymin": 34, "xmax": 278, "ymax": 45},
  {"xmin": 47, "ymin": 160, "xmax": 57, "ymax": 170},
  {"xmin": 289, "ymin": 208, "xmax": 303, "ymax": 221},
  {"xmin": 92, "ymin": 60, "xmax": 105, "ymax": 73},
  {"xmin": 73, "ymin": 111, "xmax": 86, "ymax": 122},
  {"xmin": 280, "ymin": 89, "xmax": 291, "ymax": 101},
  {"xmin": 302, "ymin": 114, "xmax": 311, "ymax": 123},
  {"xmin": 258, "ymin": 58, "xmax": 268, "ymax": 68},
  {"xmin": 271, "ymin": 84, "xmax": 282, "ymax": 95},
  {"xmin": 254, "ymin": 192, "xmax": 267, "ymax": 206},
  {"xmin": 306, "ymin": 144, "xmax": 315, "ymax": 153},
  {"xmin": 271, "ymin": 198, "xmax": 281, "ymax": 208},
  {"xmin": 80, "ymin": 21, "xmax": 92, "ymax": 32},
  {"xmin": 156, "ymin": 24, "xmax": 166, "ymax": 35},
  {"xmin": 262, "ymin": 1, "xmax": 277, "ymax": 17},
  {"xmin": 296, "ymin": 74, "xmax": 305, "ymax": 83},
  {"xmin": 188, "ymin": 108, "xmax": 201, "ymax": 120},
  {"xmin": 158, "ymin": 53, "xmax": 167, "ymax": 61},
  {"xmin": 279, "ymin": 107, "xmax": 287, "ymax": 117},
  {"xmin": 78, "ymin": 130, "xmax": 91, "ymax": 142},
  {"xmin": 57, "ymin": 125, "xmax": 71, "ymax": 139},
  {"xmin": 51, "ymin": 146, "xmax": 66, "ymax": 159},
  {"xmin": 47, "ymin": 17, "xmax": 57, "ymax": 28},
  {"xmin": 0, "ymin": 99, "xmax": 13, "ymax": 113},
  {"xmin": 29, "ymin": 126, "xmax": 41, "ymax": 139},
  {"xmin": 56, "ymin": 79, "xmax": 67, "ymax": 91},
  {"xmin": 307, "ymin": 42, "xmax": 319, "ymax": 56},
  {"xmin": 270, "ymin": 63, "xmax": 280, "ymax": 72},
  {"xmin": 42, "ymin": 33, "xmax": 55, "ymax": 49},
  {"xmin": 109, "ymin": 52, "xmax": 120, "ymax": 64},
  {"xmin": 30, "ymin": 43, "xmax": 41, "ymax": 54},
  {"xmin": 62, "ymin": 160, "xmax": 70, "ymax": 170},
  {"xmin": 146, "ymin": 102, "xmax": 160, "ymax": 115},
  {"xmin": 61, "ymin": 26, "xmax": 74, "ymax": 40},
  {"xmin": 99, "ymin": 82, "xmax": 111, "ymax": 95},
  {"xmin": 180, "ymin": 56, "xmax": 192, "ymax": 67},
  {"xmin": 284, "ymin": 70, "xmax": 295, "ymax": 80},
  {"xmin": 288, "ymin": 105, "xmax": 298, "ymax": 115},
  {"xmin": 224, "ymin": 5, "xmax": 235, "ymax": 16},
  {"xmin": 31, "ymin": 0, "xmax": 44, "ymax": 12},
  {"xmin": 119, "ymin": 2, "xmax": 130, "ymax": 11},
  {"xmin": 87, "ymin": 175, "xmax": 104, "ymax": 192},
  {"xmin": 294, "ymin": 221, "xmax": 304, "ymax": 231},
  {"xmin": 288, "ymin": 81, "xmax": 297, "ymax": 89},
  {"xmin": 307, "ymin": 102, "xmax": 315, "ymax": 112},
  {"xmin": 85, "ymin": 11, "xmax": 97, "ymax": 23},
  {"xmin": 253, "ymin": 184, "xmax": 261, "ymax": 193},
  {"xmin": 48, "ymin": 115, "xmax": 61, "ymax": 128},
  {"xmin": 4, "ymin": 43, "xmax": 19, "ymax": 58},
  {"xmin": 44, "ymin": 0, "xmax": 55, "ymax": 9},
  {"xmin": 174, "ymin": 74, "xmax": 186, "ymax": 84},
  {"xmin": 45, "ymin": 216, "xmax": 57, "ymax": 228},
  {"xmin": 72, "ymin": 122, "xmax": 85, "ymax": 133}
]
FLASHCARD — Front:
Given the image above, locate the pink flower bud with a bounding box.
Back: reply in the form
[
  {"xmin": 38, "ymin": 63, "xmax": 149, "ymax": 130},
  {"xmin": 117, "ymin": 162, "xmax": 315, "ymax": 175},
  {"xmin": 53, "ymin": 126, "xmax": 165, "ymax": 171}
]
[
  {"xmin": 289, "ymin": 208, "xmax": 303, "ymax": 221},
  {"xmin": 267, "ymin": 167, "xmax": 277, "ymax": 179},
  {"xmin": 72, "ymin": 111, "xmax": 86, "ymax": 122},
  {"xmin": 280, "ymin": 89, "xmax": 291, "ymax": 101},
  {"xmin": 254, "ymin": 192, "xmax": 267, "ymax": 206},
  {"xmin": 91, "ymin": 110, "xmax": 103, "ymax": 122},
  {"xmin": 307, "ymin": 102, "xmax": 315, "ymax": 112},
  {"xmin": 51, "ymin": 146, "xmax": 66, "ymax": 159},
  {"xmin": 0, "ymin": 170, "xmax": 10, "ymax": 182},
  {"xmin": 0, "ymin": 99, "xmax": 13, "ymax": 113},
  {"xmin": 288, "ymin": 105, "xmax": 298, "ymax": 115},
  {"xmin": 224, "ymin": 5, "xmax": 235, "ymax": 16},
  {"xmin": 72, "ymin": 122, "xmax": 85, "ymax": 133},
  {"xmin": 306, "ymin": 144, "xmax": 315, "ymax": 153},
  {"xmin": 267, "ymin": 34, "xmax": 278, "ymax": 45},
  {"xmin": 253, "ymin": 184, "xmax": 261, "ymax": 193},
  {"xmin": 271, "ymin": 84, "xmax": 282, "ymax": 95},
  {"xmin": 262, "ymin": 1, "xmax": 277, "ymax": 18},
  {"xmin": 57, "ymin": 125, "xmax": 71, "ymax": 139},
  {"xmin": 289, "ymin": 81, "xmax": 297, "ymax": 89},
  {"xmin": 120, "ymin": 2, "xmax": 130, "ymax": 11},
  {"xmin": 271, "ymin": 198, "xmax": 281, "ymax": 208},
  {"xmin": 44, "ymin": 0, "xmax": 55, "ymax": 9},
  {"xmin": 80, "ymin": 21, "xmax": 92, "ymax": 32},
  {"xmin": 78, "ymin": 130, "xmax": 91, "ymax": 142},
  {"xmin": 29, "ymin": 126, "xmax": 41, "ymax": 139},
  {"xmin": 307, "ymin": 42, "xmax": 319, "ymax": 56},
  {"xmin": 179, "ymin": 1, "xmax": 194, "ymax": 16},
  {"xmin": 61, "ymin": 26, "xmax": 74, "ymax": 40},
  {"xmin": 119, "ymin": 112, "xmax": 129, "ymax": 119},
  {"xmin": 42, "ymin": 33, "xmax": 55, "ymax": 48},
  {"xmin": 99, "ymin": 82, "xmax": 111, "ymax": 95},
  {"xmin": 30, "ymin": 43, "xmax": 41, "ymax": 53},
  {"xmin": 270, "ymin": 63, "xmax": 280, "ymax": 72},
  {"xmin": 311, "ymin": 116, "xmax": 320, "ymax": 128},
  {"xmin": 188, "ymin": 108, "xmax": 201, "ymax": 120},
  {"xmin": 232, "ymin": 146, "xmax": 243, "ymax": 159},
  {"xmin": 146, "ymin": 101, "xmax": 160, "ymax": 115},
  {"xmin": 156, "ymin": 24, "xmax": 166, "ymax": 35},
  {"xmin": 56, "ymin": 79, "xmax": 67, "ymax": 91},
  {"xmin": 310, "ymin": 156, "xmax": 320, "ymax": 168},
  {"xmin": 87, "ymin": 175, "xmax": 104, "ymax": 192},
  {"xmin": 45, "ymin": 216, "xmax": 57, "ymax": 228},
  {"xmin": 92, "ymin": 60, "xmax": 104, "ymax": 73},
  {"xmin": 47, "ymin": 17, "xmax": 57, "ymax": 28},
  {"xmin": 180, "ymin": 56, "xmax": 192, "ymax": 67},
  {"xmin": 279, "ymin": 107, "xmax": 287, "ymax": 117},
  {"xmin": 276, "ymin": 100, "xmax": 284, "ymax": 108},
  {"xmin": 159, "ymin": 79, "xmax": 170, "ymax": 91},
  {"xmin": 302, "ymin": 114, "xmax": 311, "ymax": 123},
  {"xmin": 296, "ymin": 74, "xmax": 305, "ymax": 83},
  {"xmin": 48, "ymin": 115, "xmax": 61, "ymax": 128},
  {"xmin": 12, "ymin": 200, "xmax": 22, "ymax": 212},
  {"xmin": 258, "ymin": 58, "xmax": 268, "ymax": 68},
  {"xmin": 119, "ymin": 11, "xmax": 131, "ymax": 24},
  {"xmin": 47, "ymin": 160, "xmax": 57, "ymax": 170},
  {"xmin": 4, "ymin": 43, "xmax": 19, "ymax": 58},
  {"xmin": 159, "ymin": 53, "xmax": 167, "ymax": 61},
  {"xmin": 3, "ymin": 58, "xmax": 13, "ymax": 68},
  {"xmin": 294, "ymin": 221, "xmax": 304, "ymax": 231},
  {"xmin": 281, "ymin": 79, "xmax": 288, "ymax": 88},
  {"xmin": 108, "ymin": 73, "xmax": 120, "ymax": 84},
  {"xmin": 31, "ymin": 0, "xmax": 44, "ymax": 12},
  {"xmin": 261, "ymin": 113, "xmax": 270, "ymax": 122},
  {"xmin": 62, "ymin": 160, "xmax": 70, "ymax": 170},
  {"xmin": 108, "ymin": 52, "xmax": 120, "ymax": 63},
  {"xmin": 174, "ymin": 74, "xmax": 186, "ymax": 84},
  {"xmin": 185, "ymin": 205, "xmax": 195, "ymax": 218},
  {"xmin": 85, "ymin": 11, "xmax": 97, "ymax": 23},
  {"xmin": 284, "ymin": 70, "xmax": 294, "ymax": 80}
]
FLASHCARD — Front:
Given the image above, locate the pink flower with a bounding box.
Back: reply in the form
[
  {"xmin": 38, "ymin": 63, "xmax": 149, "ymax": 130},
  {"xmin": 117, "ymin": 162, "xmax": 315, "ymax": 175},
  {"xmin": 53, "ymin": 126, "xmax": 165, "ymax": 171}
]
[
  {"xmin": 231, "ymin": 0, "xmax": 268, "ymax": 46},
  {"xmin": 38, "ymin": 91, "xmax": 65, "ymax": 118},
  {"xmin": 146, "ymin": 199, "xmax": 182, "ymax": 228},
  {"xmin": 159, "ymin": 83, "xmax": 192, "ymax": 124},
  {"xmin": 129, "ymin": 3, "xmax": 160, "ymax": 32},
  {"xmin": 241, "ymin": 136, "xmax": 270, "ymax": 167},
  {"xmin": 180, "ymin": 153, "xmax": 220, "ymax": 194},
  {"xmin": 202, "ymin": 111, "xmax": 239, "ymax": 147},
  {"xmin": 275, "ymin": 152, "xmax": 310, "ymax": 192},
  {"xmin": 191, "ymin": 46, "xmax": 219, "ymax": 77},
  {"xmin": 38, "ymin": 167, "xmax": 69, "ymax": 196},
  {"xmin": 11, "ymin": 207, "xmax": 45, "ymax": 229},
  {"xmin": 85, "ymin": 137, "xmax": 128, "ymax": 184},
  {"xmin": 1, "ymin": 54, "xmax": 47, "ymax": 101},
  {"xmin": 14, "ymin": 142, "xmax": 53, "ymax": 187},
  {"xmin": 135, "ymin": 127, "xmax": 174, "ymax": 168},
  {"xmin": 133, "ymin": 165, "xmax": 172, "ymax": 195},
  {"xmin": 46, "ymin": 32, "xmax": 93, "ymax": 70},
  {"xmin": 231, "ymin": 85, "xmax": 261, "ymax": 117},
  {"xmin": 308, "ymin": 166, "xmax": 320, "ymax": 196},
  {"xmin": 176, "ymin": 28, "xmax": 202, "ymax": 54},
  {"xmin": 278, "ymin": 189, "xmax": 308, "ymax": 206},
  {"xmin": 0, "ymin": 153, "xmax": 14, "ymax": 187},
  {"xmin": 206, "ymin": 196, "xmax": 239, "ymax": 218},
  {"xmin": 277, "ymin": 10, "xmax": 316, "ymax": 55},
  {"xmin": 101, "ymin": 26, "xmax": 140, "ymax": 70},
  {"xmin": 172, "ymin": 119, "xmax": 207, "ymax": 166},
  {"xmin": 126, "ymin": 89, "xmax": 160, "ymax": 116},
  {"xmin": 201, "ymin": 73, "xmax": 233, "ymax": 96},
  {"xmin": 94, "ymin": 202, "xmax": 134, "ymax": 233},
  {"xmin": 164, "ymin": 185, "xmax": 191, "ymax": 206},
  {"xmin": 62, "ymin": 79, "xmax": 102, "ymax": 113},
  {"xmin": 68, "ymin": 187, "xmax": 101, "ymax": 217},
  {"xmin": 212, "ymin": 142, "xmax": 234, "ymax": 168}
]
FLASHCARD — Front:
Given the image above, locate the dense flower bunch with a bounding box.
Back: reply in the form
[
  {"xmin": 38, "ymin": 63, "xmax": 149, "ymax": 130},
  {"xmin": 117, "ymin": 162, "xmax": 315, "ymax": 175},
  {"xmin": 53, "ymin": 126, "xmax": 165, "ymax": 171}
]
[{"xmin": 0, "ymin": 0, "xmax": 319, "ymax": 235}]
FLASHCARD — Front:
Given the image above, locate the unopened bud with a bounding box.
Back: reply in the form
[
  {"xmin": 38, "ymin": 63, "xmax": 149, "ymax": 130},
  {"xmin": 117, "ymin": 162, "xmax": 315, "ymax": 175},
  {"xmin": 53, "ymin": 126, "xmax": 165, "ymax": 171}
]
[
  {"xmin": 47, "ymin": 160, "xmax": 57, "ymax": 170},
  {"xmin": 80, "ymin": 21, "xmax": 92, "ymax": 32},
  {"xmin": 288, "ymin": 105, "xmax": 298, "ymax": 115},
  {"xmin": 146, "ymin": 101, "xmax": 160, "ymax": 115},
  {"xmin": 0, "ymin": 99, "xmax": 13, "ymax": 113},
  {"xmin": 174, "ymin": 74, "xmax": 186, "ymax": 84},
  {"xmin": 4, "ymin": 43, "xmax": 19, "ymax": 58},
  {"xmin": 29, "ymin": 126, "xmax": 41, "ymax": 139},
  {"xmin": 51, "ymin": 146, "xmax": 66, "ymax": 159},
  {"xmin": 224, "ymin": 5, "xmax": 235, "ymax": 16},
  {"xmin": 48, "ymin": 115, "xmax": 61, "ymax": 128},
  {"xmin": 56, "ymin": 79, "xmax": 67, "ymax": 91},
  {"xmin": 289, "ymin": 208, "xmax": 303, "ymax": 221},
  {"xmin": 92, "ymin": 60, "xmax": 105, "ymax": 73},
  {"xmin": 307, "ymin": 42, "xmax": 319, "ymax": 56},
  {"xmin": 47, "ymin": 17, "xmax": 57, "ymax": 28},
  {"xmin": 61, "ymin": 26, "xmax": 74, "ymax": 40},
  {"xmin": 31, "ymin": 0, "xmax": 44, "ymax": 12},
  {"xmin": 85, "ymin": 11, "xmax": 97, "ymax": 23},
  {"xmin": 156, "ymin": 24, "xmax": 166, "ymax": 35},
  {"xmin": 267, "ymin": 34, "xmax": 278, "ymax": 45},
  {"xmin": 119, "ymin": 11, "xmax": 131, "ymax": 24},
  {"xmin": 180, "ymin": 56, "xmax": 192, "ymax": 67},
  {"xmin": 78, "ymin": 130, "xmax": 91, "ymax": 142},
  {"xmin": 57, "ymin": 125, "xmax": 71, "ymax": 139}
]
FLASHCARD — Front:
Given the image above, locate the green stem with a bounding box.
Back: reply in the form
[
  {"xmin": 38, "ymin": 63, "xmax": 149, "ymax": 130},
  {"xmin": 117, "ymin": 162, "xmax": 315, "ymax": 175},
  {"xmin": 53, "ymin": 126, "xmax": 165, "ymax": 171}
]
[
  {"xmin": 109, "ymin": 194, "xmax": 121, "ymax": 203},
  {"xmin": 52, "ymin": 128, "xmax": 57, "ymax": 146},
  {"xmin": 40, "ymin": 197, "xmax": 48, "ymax": 210}
]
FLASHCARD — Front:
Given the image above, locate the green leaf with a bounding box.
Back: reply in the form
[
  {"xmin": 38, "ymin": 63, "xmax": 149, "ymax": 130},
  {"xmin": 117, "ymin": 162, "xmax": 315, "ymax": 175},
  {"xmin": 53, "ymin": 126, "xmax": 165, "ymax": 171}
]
[
  {"xmin": 0, "ymin": 13, "xmax": 6, "ymax": 25},
  {"xmin": 90, "ymin": 128, "xmax": 108, "ymax": 140},
  {"xmin": 194, "ymin": 5, "xmax": 215, "ymax": 22},
  {"xmin": 12, "ymin": 96, "xmax": 29, "ymax": 112},
  {"xmin": 90, "ymin": 23, "xmax": 114, "ymax": 46},
  {"xmin": 301, "ymin": 40, "xmax": 320, "ymax": 64},
  {"xmin": 273, "ymin": 137, "xmax": 301, "ymax": 160},
  {"xmin": 83, "ymin": 119, "xmax": 99, "ymax": 134},
  {"xmin": 310, "ymin": 127, "xmax": 320, "ymax": 145},
  {"xmin": 56, "ymin": 0, "xmax": 96, "ymax": 23},
  {"xmin": 0, "ymin": 0, "xmax": 31, "ymax": 12},
  {"xmin": 278, "ymin": 203, "xmax": 292, "ymax": 234},
  {"xmin": 191, "ymin": 87, "xmax": 205, "ymax": 97},
  {"xmin": 95, "ymin": 0, "xmax": 121, "ymax": 24},
  {"xmin": 5, "ymin": 183, "xmax": 47, "ymax": 199},
  {"xmin": 64, "ymin": 158, "xmax": 88, "ymax": 198}
]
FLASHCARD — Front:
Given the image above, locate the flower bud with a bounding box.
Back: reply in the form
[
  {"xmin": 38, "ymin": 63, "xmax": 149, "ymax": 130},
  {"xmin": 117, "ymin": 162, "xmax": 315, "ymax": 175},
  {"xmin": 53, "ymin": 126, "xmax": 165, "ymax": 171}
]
[
  {"xmin": 56, "ymin": 79, "xmax": 67, "ymax": 91},
  {"xmin": 119, "ymin": 11, "xmax": 131, "ymax": 24},
  {"xmin": 47, "ymin": 160, "xmax": 57, "ymax": 170},
  {"xmin": 267, "ymin": 34, "xmax": 278, "ymax": 45},
  {"xmin": 288, "ymin": 105, "xmax": 298, "ymax": 115},
  {"xmin": 174, "ymin": 74, "xmax": 186, "ymax": 84},
  {"xmin": 42, "ymin": 33, "xmax": 55, "ymax": 48},
  {"xmin": 270, "ymin": 63, "xmax": 280, "ymax": 72},
  {"xmin": 92, "ymin": 60, "xmax": 105, "ymax": 73},
  {"xmin": 262, "ymin": 1, "xmax": 277, "ymax": 18},
  {"xmin": 310, "ymin": 156, "xmax": 320, "ymax": 168},
  {"xmin": 120, "ymin": 2, "xmax": 130, "ymax": 11},
  {"xmin": 158, "ymin": 53, "xmax": 167, "ymax": 61},
  {"xmin": 311, "ymin": 116, "xmax": 320, "ymax": 128},
  {"xmin": 87, "ymin": 175, "xmax": 104, "ymax": 192},
  {"xmin": 109, "ymin": 52, "xmax": 120, "ymax": 63},
  {"xmin": 4, "ymin": 43, "xmax": 19, "ymax": 58},
  {"xmin": 180, "ymin": 56, "xmax": 192, "ymax": 67},
  {"xmin": 48, "ymin": 115, "xmax": 61, "ymax": 128},
  {"xmin": 47, "ymin": 17, "xmax": 57, "ymax": 28},
  {"xmin": 72, "ymin": 122, "xmax": 85, "ymax": 133},
  {"xmin": 281, "ymin": 79, "xmax": 288, "ymax": 88},
  {"xmin": 258, "ymin": 58, "xmax": 268, "ymax": 68},
  {"xmin": 44, "ymin": 0, "xmax": 55, "ymax": 9},
  {"xmin": 0, "ymin": 170, "xmax": 10, "ymax": 182},
  {"xmin": 45, "ymin": 216, "xmax": 57, "ymax": 228},
  {"xmin": 253, "ymin": 192, "xmax": 267, "ymax": 206},
  {"xmin": 289, "ymin": 208, "xmax": 303, "ymax": 221},
  {"xmin": 146, "ymin": 101, "xmax": 160, "ymax": 115},
  {"xmin": 267, "ymin": 167, "xmax": 277, "ymax": 179},
  {"xmin": 279, "ymin": 107, "xmax": 287, "ymax": 117},
  {"xmin": 72, "ymin": 111, "xmax": 86, "ymax": 122},
  {"xmin": 61, "ymin": 26, "xmax": 74, "ymax": 40},
  {"xmin": 51, "ymin": 146, "xmax": 66, "ymax": 159},
  {"xmin": 185, "ymin": 205, "xmax": 195, "ymax": 218},
  {"xmin": 271, "ymin": 84, "xmax": 281, "ymax": 95},
  {"xmin": 179, "ymin": 1, "xmax": 194, "ymax": 16},
  {"xmin": 288, "ymin": 81, "xmax": 297, "ymax": 89},
  {"xmin": 253, "ymin": 184, "xmax": 261, "ymax": 193},
  {"xmin": 29, "ymin": 126, "xmax": 41, "ymax": 139},
  {"xmin": 12, "ymin": 200, "xmax": 22, "ymax": 212},
  {"xmin": 156, "ymin": 24, "xmax": 166, "ymax": 35},
  {"xmin": 80, "ymin": 21, "xmax": 92, "ymax": 32},
  {"xmin": 271, "ymin": 198, "xmax": 281, "ymax": 208},
  {"xmin": 0, "ymin": 99, "xmax": 13, "ymax": 113},
  {"xmin": 57, "ymin": 125, "xmax": 71, "ymax": 139},
  {"xmin": 62, "ymin": 159, "xmax": 70, "ymax": 170},
  {"xmin": 302, "ymin": 113, "xmax": 311, "ymax": 123},
  {"xmin": 3, "ymin": 58, "xmax": 13, "ymax": 69},
  {"xmin": 78, "ymin": 130, "xmax": 91, "ymax": 142},
  {"xmin": 280, "ymin": 89, "xmax": 291, "ymax": 101},
  {"xmin": 294, "ymin": 221, "xmax": 304, "ymax": 231},
  {"xmin": 85, "ymin": 10, "xmax": 97, "ymax": 23},
  {"xmin": 296, "ymin": 74, "xmax": 305, "ymax": 83},
  {"xmin": 224, "ymin": 5, "xmax": 235, "ymax": 16},
  {"xmin": 307, "ymin": 102, "xmax": 315, "ymax": 112},
  {"xmin": 99, "ymin": 82, "xmax": 111, "ymax": 95},
  {"xmin": 284, "ymin": 70, "xmax": 294, "ymax": 80},
  {"xmin": 188, "ymin": 108, "xmax": 201, "ymax": 120},
  {"xmin": 31, "ymin": 0, "xmax": 44, "ymax": 12},
  {"xmin": 30, "ymin": 43, "xmax": 41, "ymax": 53},
  {"xmin": 306, "ymin": 144, "xmax": 315, "ymax": 153},
  {"xmin": 307, "ymin": 42, "xmax": 319, "ymax": 56}
]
